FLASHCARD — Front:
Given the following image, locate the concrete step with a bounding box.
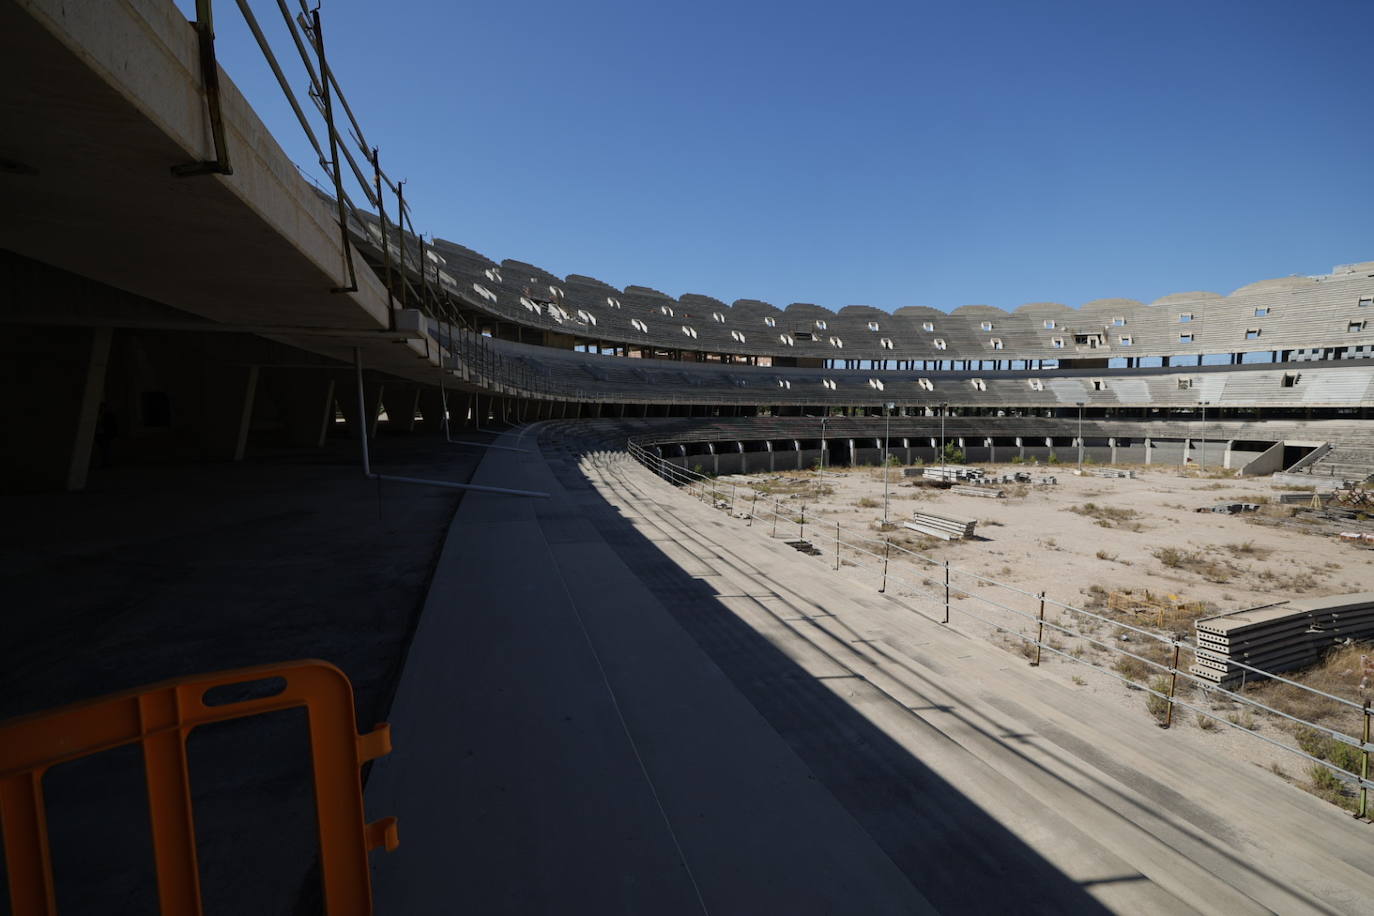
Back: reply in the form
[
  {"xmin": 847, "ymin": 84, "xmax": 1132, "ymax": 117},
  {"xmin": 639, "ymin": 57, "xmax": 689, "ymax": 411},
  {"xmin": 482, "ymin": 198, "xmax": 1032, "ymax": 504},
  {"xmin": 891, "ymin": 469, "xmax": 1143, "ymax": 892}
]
[{"xmin": 588, "ymin": 449, "xmax": 1374, "ymax": 915}]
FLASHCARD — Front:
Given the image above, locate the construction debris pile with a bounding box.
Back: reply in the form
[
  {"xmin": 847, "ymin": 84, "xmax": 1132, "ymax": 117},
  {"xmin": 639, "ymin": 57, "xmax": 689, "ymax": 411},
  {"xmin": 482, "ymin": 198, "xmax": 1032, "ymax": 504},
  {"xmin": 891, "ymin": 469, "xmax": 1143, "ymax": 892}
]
[{"xmin": 1107, "ymin": 589, "xmax": 1209, "ymax": 629}]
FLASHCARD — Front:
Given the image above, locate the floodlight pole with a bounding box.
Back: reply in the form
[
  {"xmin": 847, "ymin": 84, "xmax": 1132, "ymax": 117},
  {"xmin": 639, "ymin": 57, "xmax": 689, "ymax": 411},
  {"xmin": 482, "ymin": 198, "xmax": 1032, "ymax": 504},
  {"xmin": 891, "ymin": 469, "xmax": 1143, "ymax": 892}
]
[
  {"xmin": 939, "ymin": 402, "xmax": 948, "ymax": 474},
  {"xmin": 805, "ymin": 413, "xmax": 828, "ymax": 472},
  {"xmin": 1076, "ymin": 401, "xmax": 1085, "ymax": 472},
  {"xmin": 1199, "ymin": 401, "xmax": 1209, "ymax": 472},
  {"xmin": 883, "ymin": 402, "xmax": 895, "ymax": 525}
]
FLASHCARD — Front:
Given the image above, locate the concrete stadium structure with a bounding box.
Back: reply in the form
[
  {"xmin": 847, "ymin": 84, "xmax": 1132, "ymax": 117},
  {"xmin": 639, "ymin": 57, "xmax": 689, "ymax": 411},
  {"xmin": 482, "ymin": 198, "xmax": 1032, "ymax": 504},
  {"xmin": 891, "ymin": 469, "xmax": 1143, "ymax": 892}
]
[{"xmin": 3, "ymin": 0, "xmax": 1374, "ymax": 913}]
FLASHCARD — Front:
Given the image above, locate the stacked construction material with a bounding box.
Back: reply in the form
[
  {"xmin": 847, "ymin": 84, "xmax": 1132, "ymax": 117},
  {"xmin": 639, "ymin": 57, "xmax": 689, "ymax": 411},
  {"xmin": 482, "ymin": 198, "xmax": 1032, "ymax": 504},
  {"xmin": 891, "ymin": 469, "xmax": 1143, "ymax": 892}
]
[
  {"xmin": 1092, "ymin": 468, "xmax": 1136, "ymax": 479},
  {"xmin": 1191, "ymin": 593, "xmax": 1374, "ymax": 687},
  {"xmin": 903, "ymin": 512, "xmax": 977, "ymax": 541},
  {"xmin": 923, "ymin": 466, "xmax": 984, "ymax": 483},
  {"xmin": 951, "ymin": 485, "xmax": 1003, "ymax": 499}
]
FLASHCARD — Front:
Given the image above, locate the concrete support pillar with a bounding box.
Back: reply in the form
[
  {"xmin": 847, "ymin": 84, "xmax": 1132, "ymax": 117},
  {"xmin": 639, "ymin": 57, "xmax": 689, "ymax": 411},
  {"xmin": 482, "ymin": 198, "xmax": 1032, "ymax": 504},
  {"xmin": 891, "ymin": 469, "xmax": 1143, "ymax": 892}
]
[
  {"xmin": 337, "ymin": 376, "xmax": 383, "ymax": 440},
  {"xmin": 234, "ymin": 366, "xmax": 260, "ymax": 461},
  {"xmin": 382, "ymin": 387, "xmax": 421, "ymax": 433},
  {"xmin": 417, "ymin": 388, "xmax": 446, "ymax": 433},
  {"xmin": 203, "ymin": 364, "xmax": 259, "ymax": 461},
  {"xmin": 367, "ymin": 383, "xmax": 385, "ymax": 439},
  {"xmin": 66, "ymin": 327, "xmax": 113, "ymax": 491},
  {"xmin": 280, "ymin": 373, "xmax": 335, "ymax": 448}
]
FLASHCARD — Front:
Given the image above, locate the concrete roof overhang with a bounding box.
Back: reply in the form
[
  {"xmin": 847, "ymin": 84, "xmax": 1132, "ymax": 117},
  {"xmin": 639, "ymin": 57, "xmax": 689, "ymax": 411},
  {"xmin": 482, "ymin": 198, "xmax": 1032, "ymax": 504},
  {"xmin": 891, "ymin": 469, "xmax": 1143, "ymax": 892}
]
[{"xmin": 0, "ymin": 0, "xmax": 441, "ymax": 384}]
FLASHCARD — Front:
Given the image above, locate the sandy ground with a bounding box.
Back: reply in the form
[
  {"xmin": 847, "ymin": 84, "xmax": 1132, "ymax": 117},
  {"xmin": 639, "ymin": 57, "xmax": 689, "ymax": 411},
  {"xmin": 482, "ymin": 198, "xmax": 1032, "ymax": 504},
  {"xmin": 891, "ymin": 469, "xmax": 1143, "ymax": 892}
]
[{"xmin": 711, "ymin": 461, "xmax": 1374, "ymax": 803}]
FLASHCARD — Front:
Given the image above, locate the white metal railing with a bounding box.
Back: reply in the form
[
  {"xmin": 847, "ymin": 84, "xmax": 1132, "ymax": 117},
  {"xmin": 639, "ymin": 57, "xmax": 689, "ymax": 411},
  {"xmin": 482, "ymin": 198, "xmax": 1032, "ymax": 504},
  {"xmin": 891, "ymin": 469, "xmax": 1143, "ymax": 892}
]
[{"xmin": 622, "ymin": 437, "xmax": 1374, "ymax": 816}]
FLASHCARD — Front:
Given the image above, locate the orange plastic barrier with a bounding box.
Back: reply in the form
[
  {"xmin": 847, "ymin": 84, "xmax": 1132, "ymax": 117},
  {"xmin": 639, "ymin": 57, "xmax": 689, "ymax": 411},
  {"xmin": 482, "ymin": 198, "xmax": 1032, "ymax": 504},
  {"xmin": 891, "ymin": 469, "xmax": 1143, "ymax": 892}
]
[{"xmin": 0, "ymin": 660, "xmax": 397, "ymax": 915}]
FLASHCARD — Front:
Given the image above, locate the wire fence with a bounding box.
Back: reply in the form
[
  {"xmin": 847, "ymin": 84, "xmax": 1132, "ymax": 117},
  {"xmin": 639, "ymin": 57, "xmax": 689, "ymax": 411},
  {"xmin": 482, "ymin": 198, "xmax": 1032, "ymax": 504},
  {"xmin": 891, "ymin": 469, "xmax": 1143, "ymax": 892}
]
[{"xmin": 624, "ymin": 438, "xmax": 1374, "ymax": 817}]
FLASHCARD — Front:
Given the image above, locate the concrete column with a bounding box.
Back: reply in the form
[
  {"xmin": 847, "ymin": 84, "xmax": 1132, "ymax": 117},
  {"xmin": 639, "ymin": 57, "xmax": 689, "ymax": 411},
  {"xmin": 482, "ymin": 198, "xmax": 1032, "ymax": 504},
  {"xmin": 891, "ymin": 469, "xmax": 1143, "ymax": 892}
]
[
  {"xmin": 203, "ymin": 364, "xmax": 260, "ymax": 461},
  {"xmin": 280, "ymin": 374, "xmax": 335, "ymax": 448},
  {"xmin": 417, "ymin": 388, "xmax": 446, "ymax": 433},
  {"xmin": 233, "ymin": 366, "xmax": 260, "ymax": 461},
  {"xmin": 382, "ymin": 387, "xmax": 421, "ymax": 433},
  {"xmin": 367, "ymin": 384, "xmax": 385, "ymax": 439},
  {"xmin": 336, "ymin": 376, "xmax": 384, "ymax": 440},
  {"xmin": 66, "ymin": 327, "xmax": 113, "ymax": 491}
]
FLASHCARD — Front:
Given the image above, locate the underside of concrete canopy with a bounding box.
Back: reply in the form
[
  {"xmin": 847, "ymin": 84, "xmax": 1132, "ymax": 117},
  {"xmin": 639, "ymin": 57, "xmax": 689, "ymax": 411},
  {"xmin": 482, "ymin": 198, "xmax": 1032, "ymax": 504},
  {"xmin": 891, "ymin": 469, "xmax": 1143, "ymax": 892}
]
[{"xmin": 0, "ymin": 0, "xmax": 438, "ymax": 381}]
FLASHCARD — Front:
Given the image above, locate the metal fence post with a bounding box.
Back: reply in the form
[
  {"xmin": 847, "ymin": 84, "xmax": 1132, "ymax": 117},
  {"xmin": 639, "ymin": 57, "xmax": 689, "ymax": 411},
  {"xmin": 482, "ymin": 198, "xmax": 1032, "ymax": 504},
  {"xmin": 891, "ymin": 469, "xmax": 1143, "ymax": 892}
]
[
  {"xmin": 1359, "ymin": 700, "xmax": 1371, "ymax": 820},
  {"xmin": 834, "ymin": 522, "xmax": 841, "ymax": 570},
  {"xmin": 772, "ymin": 499, "xmax": 780, "ymax": 537},
  {"xmin": 942, "ymin": 560, "xmax": 950, "ymax": 624},
  {"xmin": 1163, "ymin": 641, "xmax": 1183, "ymax": 728},
  {"xmin": 799, "ymin": 503, "xmax": 806, "ymax": 540},
  {"xmin": 748, "ymin": 492, "xmax": 758, "ymax": 527},
  {"xmin": 1031, "ymin": 592, "xmax": 1046, "ymax": 667},
  {"xmin": 879, "ymin": 539, "xmax": 890, "ymax": 593}
]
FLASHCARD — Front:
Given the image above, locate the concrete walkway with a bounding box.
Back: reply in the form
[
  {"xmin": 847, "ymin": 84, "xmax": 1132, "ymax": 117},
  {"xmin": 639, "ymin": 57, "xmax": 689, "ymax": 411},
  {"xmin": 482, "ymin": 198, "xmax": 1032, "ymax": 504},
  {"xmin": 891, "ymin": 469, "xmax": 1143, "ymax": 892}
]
[
  {"xmin": 368, "ymin": 421, "xmax": 1374, "ymax": 914},
  {"xmin": 366, "ymin": 425, "xmax": 936, "ymax": 914}
]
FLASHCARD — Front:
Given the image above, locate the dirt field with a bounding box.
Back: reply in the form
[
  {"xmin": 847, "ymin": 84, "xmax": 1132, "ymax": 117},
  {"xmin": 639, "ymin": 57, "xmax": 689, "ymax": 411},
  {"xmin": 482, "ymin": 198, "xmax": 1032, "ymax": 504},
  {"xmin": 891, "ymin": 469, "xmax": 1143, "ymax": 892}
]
[{"xmin": 712, "ymin": 461, "xmax": 1374, "ymax": 810}]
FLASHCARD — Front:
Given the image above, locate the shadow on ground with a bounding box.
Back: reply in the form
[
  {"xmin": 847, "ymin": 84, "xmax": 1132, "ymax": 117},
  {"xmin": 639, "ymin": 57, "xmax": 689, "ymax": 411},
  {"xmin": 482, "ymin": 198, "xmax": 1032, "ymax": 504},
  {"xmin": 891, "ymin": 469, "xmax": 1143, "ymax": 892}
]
[{"xmin": 0, "ymin": 430, "xmax": 487, "ymax": 914}]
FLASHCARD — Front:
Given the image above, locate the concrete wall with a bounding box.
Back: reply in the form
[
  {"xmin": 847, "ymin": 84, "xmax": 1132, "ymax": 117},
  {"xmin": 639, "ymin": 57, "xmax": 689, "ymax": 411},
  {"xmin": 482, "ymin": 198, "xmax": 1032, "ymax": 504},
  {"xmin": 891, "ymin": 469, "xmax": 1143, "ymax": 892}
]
[
  {"xmin": 1232, "ymin": 441, "xmax": 1286, "ymax": 476},
  {"xmin": 1148, "ymin": 438, "xmax": 1187, "ymax": 465}
]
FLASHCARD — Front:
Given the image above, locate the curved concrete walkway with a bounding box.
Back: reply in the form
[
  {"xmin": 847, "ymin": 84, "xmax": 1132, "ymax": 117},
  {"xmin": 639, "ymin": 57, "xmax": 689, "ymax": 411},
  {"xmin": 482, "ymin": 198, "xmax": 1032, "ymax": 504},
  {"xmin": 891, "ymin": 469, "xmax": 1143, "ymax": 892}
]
[
  {"xmin": 366, "ymin": 424, "xmax": 937, "ymax": 914},
  {"xmin": 367, "ymin": 420, "xmax": 1374, "ymax": 914}
]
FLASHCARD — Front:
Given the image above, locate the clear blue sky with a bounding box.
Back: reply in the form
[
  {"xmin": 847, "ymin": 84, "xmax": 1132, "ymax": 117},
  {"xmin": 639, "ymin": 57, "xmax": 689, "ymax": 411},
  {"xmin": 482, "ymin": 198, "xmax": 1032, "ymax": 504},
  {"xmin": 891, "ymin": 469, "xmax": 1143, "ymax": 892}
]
[{"xmin": 188, "ymin": 0, "xmax": 1373, "ymax": 313}]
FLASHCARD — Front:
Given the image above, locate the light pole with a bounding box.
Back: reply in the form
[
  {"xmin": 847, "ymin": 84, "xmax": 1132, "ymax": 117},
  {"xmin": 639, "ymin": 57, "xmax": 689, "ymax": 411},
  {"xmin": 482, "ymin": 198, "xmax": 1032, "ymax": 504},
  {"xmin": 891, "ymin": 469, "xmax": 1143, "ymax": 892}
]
[
  {"xmin": 1076, "ymin": 401, "xmax": 1085, "ymax": 472},
  {"xmin": 1199, "ymin": 401, "xmax": 1209, "ymax": 472},
  {"xmin": 883, "ymin": 402, "xmax": 895, "ymax": 525},
  {"xmin": 821, "ymin": 415, "xmax": 827, "ymax": 472},
  {"xmin": 939, "ymin": 402, "xmax": 948, "ymax": 475},
  {"xmin": 805, "ymin": 414, "xmax": 828, "ymax": 472}
]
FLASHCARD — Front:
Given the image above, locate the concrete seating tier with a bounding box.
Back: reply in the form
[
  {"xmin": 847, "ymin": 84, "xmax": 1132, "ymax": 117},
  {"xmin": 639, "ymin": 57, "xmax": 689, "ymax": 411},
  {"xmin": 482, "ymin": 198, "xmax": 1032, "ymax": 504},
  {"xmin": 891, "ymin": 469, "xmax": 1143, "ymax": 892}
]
[{"xmin": 391, "ymin": 227, "xmax": 1374, "ymax": 366}]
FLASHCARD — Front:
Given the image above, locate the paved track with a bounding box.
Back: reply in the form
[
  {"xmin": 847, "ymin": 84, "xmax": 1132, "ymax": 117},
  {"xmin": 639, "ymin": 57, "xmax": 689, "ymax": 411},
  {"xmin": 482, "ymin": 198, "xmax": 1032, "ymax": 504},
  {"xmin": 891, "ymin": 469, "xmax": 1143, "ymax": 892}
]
[{"xmin": 367, "ymin": 422, "xmax": 1374, "ymax": 914}]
